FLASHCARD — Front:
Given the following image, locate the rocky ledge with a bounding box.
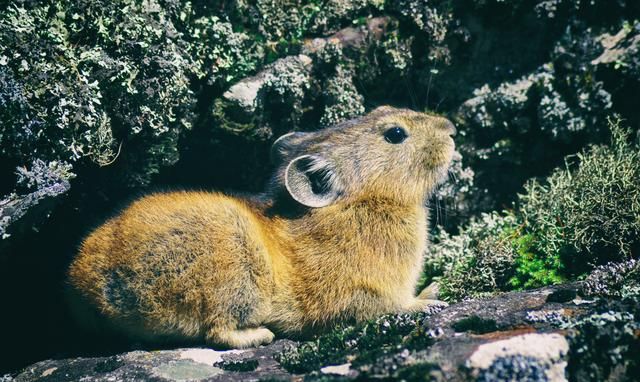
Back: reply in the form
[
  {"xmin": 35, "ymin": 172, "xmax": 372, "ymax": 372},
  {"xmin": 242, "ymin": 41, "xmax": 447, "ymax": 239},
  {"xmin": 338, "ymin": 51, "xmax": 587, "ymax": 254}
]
[{"xmin": 5, "ymin": 283, "xmax": 639, "ymax": 382}]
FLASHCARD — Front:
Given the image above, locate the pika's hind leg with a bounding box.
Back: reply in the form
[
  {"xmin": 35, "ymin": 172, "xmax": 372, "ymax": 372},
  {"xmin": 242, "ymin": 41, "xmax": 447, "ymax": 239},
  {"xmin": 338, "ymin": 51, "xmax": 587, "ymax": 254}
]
[{"xmin": 206, "ymin": 327, "xmax": 275, "ymax": 349}]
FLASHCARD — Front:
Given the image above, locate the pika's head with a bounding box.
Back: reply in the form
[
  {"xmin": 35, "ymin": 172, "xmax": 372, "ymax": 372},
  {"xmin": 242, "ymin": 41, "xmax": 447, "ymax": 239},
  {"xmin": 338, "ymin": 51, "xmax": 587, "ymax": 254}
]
[{"xmin": 270, "ymin": 106, "xmax": 456, "ymax": 208}]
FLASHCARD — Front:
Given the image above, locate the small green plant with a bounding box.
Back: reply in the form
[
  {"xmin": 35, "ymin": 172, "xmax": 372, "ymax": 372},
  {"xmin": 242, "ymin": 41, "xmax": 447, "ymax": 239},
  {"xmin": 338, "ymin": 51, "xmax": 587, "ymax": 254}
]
[{"xmin": 509, "ymin": 234, "xmax": 565, "ymax": 290}]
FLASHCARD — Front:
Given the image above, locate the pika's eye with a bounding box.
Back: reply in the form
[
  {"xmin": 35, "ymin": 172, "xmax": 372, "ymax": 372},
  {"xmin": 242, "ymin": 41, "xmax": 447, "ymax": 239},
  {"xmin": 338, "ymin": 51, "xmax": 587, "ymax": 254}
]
[{"xmin": 383, "ymin": 126, "xmax": 408, "ymax": 144}]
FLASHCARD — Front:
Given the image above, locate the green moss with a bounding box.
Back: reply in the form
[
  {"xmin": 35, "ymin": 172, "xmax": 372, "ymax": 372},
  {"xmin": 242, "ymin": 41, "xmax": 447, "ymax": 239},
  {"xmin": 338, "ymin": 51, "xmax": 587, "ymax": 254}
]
[
  {"xmin": 277, "ymin": 312, "xmax": 436, "ymax": 375},
  {"xmin": 509, "ymin": 234, "xmax": 565, "ymax": 290}
]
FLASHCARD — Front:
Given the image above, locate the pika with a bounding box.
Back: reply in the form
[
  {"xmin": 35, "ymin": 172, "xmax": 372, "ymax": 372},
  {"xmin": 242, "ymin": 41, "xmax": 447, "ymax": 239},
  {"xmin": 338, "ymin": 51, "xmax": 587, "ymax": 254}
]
[{"xmin": 67, "ymin": 106, "xmax": 456, "ymax": 348}]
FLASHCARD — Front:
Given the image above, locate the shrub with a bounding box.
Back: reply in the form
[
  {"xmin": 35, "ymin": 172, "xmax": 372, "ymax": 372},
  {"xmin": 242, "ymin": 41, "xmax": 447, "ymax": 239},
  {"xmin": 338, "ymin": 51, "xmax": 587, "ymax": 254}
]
[
  {"xmin": 520, "ymin": 117, "xmax": 640, "ymax": 275},
  {"xmin": 423, "ymin": 212, "xmax": 519, "ymax": 301},
  {"xmin": 0, "ymin": 0, "xmax": 199, "ymax": 186},
  {"xmin": 428, "ymin": 118, "xmax": 640, "ymax": 301}
]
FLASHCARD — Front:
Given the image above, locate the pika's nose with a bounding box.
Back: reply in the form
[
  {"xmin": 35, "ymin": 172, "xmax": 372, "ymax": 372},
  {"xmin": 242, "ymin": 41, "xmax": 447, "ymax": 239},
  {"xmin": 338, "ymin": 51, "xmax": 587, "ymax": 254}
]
[{"xmin": 440, "ymin": 119, "xmax": 456, "ymax": 136}]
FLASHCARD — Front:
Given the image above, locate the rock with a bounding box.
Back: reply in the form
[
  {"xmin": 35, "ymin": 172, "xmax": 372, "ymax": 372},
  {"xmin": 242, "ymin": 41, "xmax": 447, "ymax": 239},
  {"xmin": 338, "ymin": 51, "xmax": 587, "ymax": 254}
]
[
  {"xmin": 0, "ymin": 182, "xmax": 70, "ymax": 241},
  {"xmin": 320, "ymin": 363, "xmax": 353, "ymax": 376},
  {"xmin": 302, "ymin": 16, "xmax": 393, "ymax": 54},
  {"xmin": 0, "ymin": 160, "xmax": 73, "ymax": 241},
  {"xmin": 582, "ymin": 259, "xmax": 640, "ymax": 299},
  {"xmin": 221, "ymin": 76, "xmax": 265, "ymax": 114},
  {"xmin": 466, "ymin": 333, "xmax": 569, "ymax": 381},
  {"xmin": 214, "ymin": 55, "xmax": 314, "ymax": 140},
  {"xmin": 221, "ymin": 55, "xmax": 313, "ymax": 115},
  {"xmin": 591, "ymin": 23, "xmax": 640, "ymax": 72},
  {"xmin": 9, "ymin": 284, "xmax": 639, "ymax": 381},
  {"xmin": 214, "ymin": 16, "xmax": 395, "ymax": 140},
  {"xmin": 10, "ymin": 341, "xmax": 295, "ymax": 382}
]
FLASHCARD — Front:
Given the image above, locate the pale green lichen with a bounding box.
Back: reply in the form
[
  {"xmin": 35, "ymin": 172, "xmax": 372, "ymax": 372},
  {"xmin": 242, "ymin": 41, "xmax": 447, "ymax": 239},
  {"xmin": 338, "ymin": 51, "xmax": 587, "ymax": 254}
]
[
  {"xmin": 520, "ymin": 119, "xmax": 640, "ymax": 270},
  {"xmin": 566, "ymin": 302, "xmax": 640, "ymax": 381},
  {"xmin": 1, "ymin": 159, "xmax": 75, "ymax": 239},
  {"xmin": 15, "ymin": 159, "xmax": 75, "ymax": 191},
  {"xmin": 582, "ymin": 259, "xmax": 640, "ymax": 299},
  {"xmin": 422, "ymin": 211, "xmax": 519, "ymax": 301},
  {"xmin": 187, "ymin": 15, "xmax": 264, "ymax": 85},
  {"xmin": 0, "ymin": 0, "xmax": 198, "ymax": 186},
  {"xmin": 319, "ymin": 65, "xmax": 365, "ymax": 128},
  {"xmin": 257, "ymin": 55, "xmax": 313, "ymax": 134}
]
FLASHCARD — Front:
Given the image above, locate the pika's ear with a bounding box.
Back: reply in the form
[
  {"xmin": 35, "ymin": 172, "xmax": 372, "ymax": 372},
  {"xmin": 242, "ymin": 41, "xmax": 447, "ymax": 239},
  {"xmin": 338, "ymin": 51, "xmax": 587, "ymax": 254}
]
[
  {"xmin": 271, "ymin": 132, "xmax": 308, "ymax": 163},
  {"xmin": 284, "ymin": 155, "xmax": 341, "ymax": 208}
]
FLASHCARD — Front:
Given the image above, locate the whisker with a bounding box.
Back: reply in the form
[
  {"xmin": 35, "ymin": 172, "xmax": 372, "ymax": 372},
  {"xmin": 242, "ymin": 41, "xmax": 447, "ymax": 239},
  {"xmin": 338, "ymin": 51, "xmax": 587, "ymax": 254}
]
[
  {"xmin": 435, "ymin": 95, "xmax": 447, "ymax": 113},
  {"xmin": 405, "ymin": 76, "xmax": 418, "ymax": 110}
]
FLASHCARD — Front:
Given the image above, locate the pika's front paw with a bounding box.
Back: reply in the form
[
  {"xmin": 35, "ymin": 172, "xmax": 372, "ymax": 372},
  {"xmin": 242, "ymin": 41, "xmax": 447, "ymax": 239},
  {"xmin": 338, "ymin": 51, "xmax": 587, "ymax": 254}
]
[
  {"xmin": 424, "ymin": 299, "xmax": 449, "ymax": 308},
  {"xmin": 404, "ymin": 298, "xmax": 449, "ymax": 313},
  {"xmin": 417, "ymin": 282, "xmax": 440, "ymax": 300},
  {"xmin": 208, "ymin": 327, "xmax": 275, "ymax": 349}
]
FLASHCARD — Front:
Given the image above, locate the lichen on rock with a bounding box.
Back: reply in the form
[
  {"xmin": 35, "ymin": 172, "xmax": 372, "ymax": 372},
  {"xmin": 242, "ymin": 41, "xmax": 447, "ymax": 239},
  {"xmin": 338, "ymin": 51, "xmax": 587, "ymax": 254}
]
[
  {"xmin": 582, "ymin": 259, "xmax": 640, "ymax": 299},
  {"xmin": 0, "ymin": 159, "xmax": 74, "ymax": 240},
  {"xmin": 319, "ymin": 65, "xmax": 365, "ymax": 128},
  {"xmin": 565, "ymin": 297, "xmax": 640, "ymax": 381},
  {"xmin": 467, "ymin": 333, "xmax": 569, "ymax": 382}
]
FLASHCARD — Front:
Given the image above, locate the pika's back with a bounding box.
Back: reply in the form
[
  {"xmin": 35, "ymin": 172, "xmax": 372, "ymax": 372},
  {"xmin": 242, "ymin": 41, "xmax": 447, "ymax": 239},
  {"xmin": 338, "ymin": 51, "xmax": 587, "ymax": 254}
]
[{"xmin": 68, "ymin": 191, "xmax": 276, "ymax": 337}]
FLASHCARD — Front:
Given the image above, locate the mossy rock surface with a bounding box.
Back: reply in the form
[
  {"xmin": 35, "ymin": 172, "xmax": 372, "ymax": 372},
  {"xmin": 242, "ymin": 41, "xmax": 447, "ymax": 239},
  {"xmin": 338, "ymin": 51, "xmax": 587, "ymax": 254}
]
[{"xmin": 6, "ymin": 284, "xmax": 639, "ymax": 381}]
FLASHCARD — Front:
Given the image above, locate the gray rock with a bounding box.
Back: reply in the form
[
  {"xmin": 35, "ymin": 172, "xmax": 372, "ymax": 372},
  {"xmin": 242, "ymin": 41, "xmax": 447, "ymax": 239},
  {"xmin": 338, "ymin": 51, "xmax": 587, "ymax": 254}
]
[
  {"xmin": 591, "ymin": 23, "xmax": 640, "ymax": 72},
  {"xmin": 12, "ymin": 341, "xmax": 296, "ymax": 382},
  {"xmin": 222, "ymin": 55, "xmax": 313, "ymax": 114},
  {"xmin": 0, "ymin": 160, "xmax": 74, "ymax": 241},
  {"xmin": 9, "ymin": 284, "xmax": 639, "ymax": 381}
]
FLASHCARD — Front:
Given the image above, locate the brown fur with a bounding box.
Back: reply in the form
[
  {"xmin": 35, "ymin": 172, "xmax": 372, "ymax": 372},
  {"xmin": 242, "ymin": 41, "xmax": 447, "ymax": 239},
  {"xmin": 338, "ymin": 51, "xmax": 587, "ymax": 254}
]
[{"xmin": 67, "ymin": 106, "xmax": 456, "ymax": 348}]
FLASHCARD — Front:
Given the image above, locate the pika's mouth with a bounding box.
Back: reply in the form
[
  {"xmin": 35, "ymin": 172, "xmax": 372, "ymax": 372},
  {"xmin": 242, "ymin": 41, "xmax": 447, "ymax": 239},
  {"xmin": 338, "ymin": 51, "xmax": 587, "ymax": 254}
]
[{"xmin": 432, "ymin": 141, "xmax": 456, "ymax": 185}]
